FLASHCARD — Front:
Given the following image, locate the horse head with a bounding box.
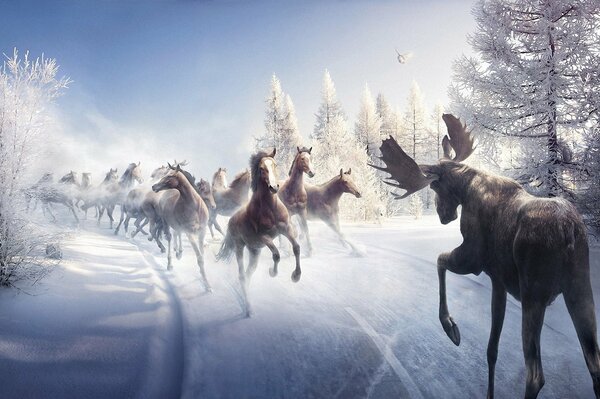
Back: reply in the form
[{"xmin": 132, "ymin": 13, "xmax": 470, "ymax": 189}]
[
  {"xmin": 289, "ymin": 146, "xmax": 315, "ymax": 178},
  {"xmin": 197, "ymin": 178, "xmax": 216, "ymax": 210},
  {"xmin": 339, "ymin": 168, "xmax": 361, "ymax": 198}
]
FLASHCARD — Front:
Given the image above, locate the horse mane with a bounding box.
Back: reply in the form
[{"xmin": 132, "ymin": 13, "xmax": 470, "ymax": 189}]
[
  {"xmin": 229, "ymin": 170, "xmax": 250, "ymax": 190},
  {"xmin": 179, "ymin": 168, "xmax": 199, "ymax": 193},
  {"xmin": 119, "ymin": 163, "xmax": 137, "ymax": 184},
  {"xmin": 250, "ymin": 150, "xmax": 273, "ymax": 192},
  {"xmin": 288, "ymin": 146, "xmax": 312, "ymax": 176}
]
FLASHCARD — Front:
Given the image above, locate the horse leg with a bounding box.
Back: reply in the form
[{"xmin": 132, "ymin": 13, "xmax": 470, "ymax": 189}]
[
  {"xmin": 44, "ymin": 203, "xmax": 57, "ymax": 222},
  {"xmin": 487, "ymin": 280, "xmax": 507, "ymax": 399},
  {"xmin": 97, "ymin": 205, "xmax": 105, "ymax": 226},
  {"xmin": 114, "ymin": 208, "xmax": 125, "ymax": 235},
  {"xmin": 132, "ymin": 217, "xmax": 148, "ymax": 238},
  {"xmin": 235, "ymin": 243, "xmax": 251, "ymax": 317},
  {"xmin": 107, "ymin": 205, "xmax": 115, "ymax": 230},
  {"xmin": 124, "ymin": 215, "xmax": 131, "ymax": 233},
  {"xmin": 187, "ymin": 231, "xmax": 211, "ymax": 292},
  {"xmin": 175, "ymin": 232, "xmax": 183, "ymax": 259},
  {"xmin": 213, "ymin": 216, "xmax": 225, "ymax": 237},
  {"xmin": 165, "ymin": 228, "xmax": 173, "ymax": 270},
  {"xmin": 564, "ymin": 269, "xmax": 600, "ymax": 398},
  {"xmin": 325, "ymin": 216, "xmax": 358, "ymax": 253},
  {"xmin": 67, "ymin": 202, "xmax": 80, "ymax": 224},
  {"xmin": 299, "ymin": 210, "xmax": 312, "ymax": 257},
  {"xmin": 260, "ymin": 236, "xmax": 280, "ymax": 277},
  {"xmin": 281, "ymin": 227, "xmax": 301, "ymax": 282}
]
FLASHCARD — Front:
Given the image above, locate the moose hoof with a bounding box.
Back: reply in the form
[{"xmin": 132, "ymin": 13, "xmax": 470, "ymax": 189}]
[
  {"xmin": 291, "ymin": 270, "xmax": 301, "ymax": 283},
  {"xmin": 441, "ymin": 316, "xmax": 461, "ymax": 346},
  {"xmin": 269, "ymin": 267, "xmax": 278, "ymax": 277}
]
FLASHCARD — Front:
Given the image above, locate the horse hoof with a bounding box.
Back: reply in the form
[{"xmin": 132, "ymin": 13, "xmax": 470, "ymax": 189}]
[
  {"xmin": 291, "ymin": 270, "xmax": 301, "ymax": 283},
  {"xmin": 167, "ymin": 265, "xmax": 173, "ymax": 271},
  {"xmin": 176, "ymin": 252, "xmax": 182, "ymax": 260},
  {"xmin": 147, "ymin": 237, "xmax": 153, "ymax": 242},
  {"xmin": 441, "ymin": 316, "xmax": 461, "ymax": 346},
  {"xmin": 269, "ymin": 267, "xmax": 277, "ymax": 277},
  {"xmin": 160, "ymin": 248, "xmax": 166, "ymax": 253},
  {"xmin": 114, "ymin": 230, "xmax": 118, "ymax": 235}
]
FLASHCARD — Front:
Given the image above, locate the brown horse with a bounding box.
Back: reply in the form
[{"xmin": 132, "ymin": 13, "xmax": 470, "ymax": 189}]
[
  {"xmin": 152, "ymin": 164, "xmax": 211, "ymax": 291},
  {"xmin": 305, "ymin": 169, "xmax": 362, "ymax": 253},
  {"xmin": 278, "ymin": 146, "xmax": 315, "ymax": 255},
  {"xmin": 217, "ymin": 148, "xmax": 301, "ymax": 317},
  {"xmin": 208, "ymin": 168, "xmax": 251, "ymax": 238}
]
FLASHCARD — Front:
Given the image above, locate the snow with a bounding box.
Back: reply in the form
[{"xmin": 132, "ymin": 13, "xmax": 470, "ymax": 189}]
[{"xmin": 0, "ymin": 213, "xmax": 599, "ymax": 398}]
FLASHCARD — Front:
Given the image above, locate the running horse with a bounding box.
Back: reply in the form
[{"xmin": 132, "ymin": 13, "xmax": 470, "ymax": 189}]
[
  {"xmin": 151, "ymin": 163, "xmax": 211, "ymax": 291},
  {"xmin": 217, "ymin": 148, "xmax": 301, "ymax": 317},
  {"xmin": 100, "ymin": 162, "xmax": 143, "ymax": 229},
  {"xmin": 278, "ymin": 146, "xmax": 315, "ymax": 255},
  {"xmin": 208, "ymin": 168, "xmax": 251, "ymax": 238},
  {"xmin": 304, "ymin": 169, "xmax": 362, "ymax": 253}
]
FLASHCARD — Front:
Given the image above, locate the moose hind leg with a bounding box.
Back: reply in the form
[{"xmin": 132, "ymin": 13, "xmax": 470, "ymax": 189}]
[
  {"xmin": 521, "ymin": 300, "xmax": 547, "ymax": 399},
  {"xmin": 564, "ymin": 277, "xmax": 600, "ymax": 398},
  {"xmin": 487, "ymin": 282, "xmax": 507, "ymax": 399}
]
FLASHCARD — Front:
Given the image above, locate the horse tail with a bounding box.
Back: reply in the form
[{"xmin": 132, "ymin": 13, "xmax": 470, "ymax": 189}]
[{"xmin": 216, "ymin": 230, "xmax": 235, "ymax": 262}]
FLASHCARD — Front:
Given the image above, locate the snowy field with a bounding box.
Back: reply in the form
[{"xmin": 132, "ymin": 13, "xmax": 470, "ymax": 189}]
[{"xmin": 0, "ymin": 213, "xmax": 599, "ymax": 398}]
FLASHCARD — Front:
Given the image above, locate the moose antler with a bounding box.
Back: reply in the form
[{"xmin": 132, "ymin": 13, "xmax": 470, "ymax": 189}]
[
  {"xmin": 369, "ymin": 136, "xmax": 436, "ymax": 199},
  {"xmin": 441, "ymin": 114, "xmax": 475, "ymax": 162}
]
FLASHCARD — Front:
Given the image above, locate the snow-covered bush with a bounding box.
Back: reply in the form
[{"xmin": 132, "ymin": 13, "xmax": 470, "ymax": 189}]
[{"xmin": 0, "ymin": 49, "xmax": 70, "ymax": 285}]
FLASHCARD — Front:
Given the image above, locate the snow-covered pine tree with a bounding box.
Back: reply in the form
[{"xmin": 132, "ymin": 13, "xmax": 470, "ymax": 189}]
[
  {"xmin": 354, "ymin": 84, "xmax": 381, "ymax": 162},
  {"xmin": 256, "ymin": 75, "xmax": 302, "ymax": 178},
  {"xmin": 279, "ymin": 94, "xmax": 303, "ymax": 177},
  {"xmin": 311, "ymin": 70, "xmax": 383, "ymax": 221},
  {"xmin": 401, "ymin": 81, "xmax": 429, "ymax": 214},
  {"xmin": 376, "ymin": 93, "xmax": 397, "ymax": 140},
  {"xmin": 450, "ymin": 0, "xmax": 600, "ymax": 197},
  {"xmin": 430, "ymin": 103, "xmax": 445, "ymax": 161}
]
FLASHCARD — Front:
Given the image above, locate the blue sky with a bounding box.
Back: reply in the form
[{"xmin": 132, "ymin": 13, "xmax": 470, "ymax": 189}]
[{"xmin": 0, "ymin": 0, "xmax": 475, "ymax": 179}]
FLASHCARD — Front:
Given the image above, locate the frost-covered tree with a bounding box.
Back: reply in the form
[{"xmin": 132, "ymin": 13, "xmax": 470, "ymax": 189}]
[
  {"xmin": 402, "ymin": 81, "xmax": 428, "ymax": 161},
  {"xmin": 256, "ymin": 75, "xmax": 302, "ymax": 178},
  {"xmin": 450, "ymin": 0, "xmax": 600, "ymax": 197},
  {"xmin": 430, "ymin": 103, "xmax": 445, "ymax": 160},
  {"xmin": 401, "ymin": 81, "xmax": 432, "ymax": 212},
  {"xmin": 0, "ymin": 49, "xmax": 70, "ymax": 285},
  {"xmin": 376, "ymin": 93, "xmax": 397, "ymax": 140},
  {"xmin": 311, "ymin": 70, "xmax": 382, "ymax": 221},
  {"xmin": 354, "ymin": 84, "xmax": 381, "ymax": 162}
]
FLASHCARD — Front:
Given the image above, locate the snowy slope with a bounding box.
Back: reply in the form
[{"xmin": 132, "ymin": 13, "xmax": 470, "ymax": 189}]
[{"xmin": 0, "ymin": 214, "xmax": 598, "ymax": 398}]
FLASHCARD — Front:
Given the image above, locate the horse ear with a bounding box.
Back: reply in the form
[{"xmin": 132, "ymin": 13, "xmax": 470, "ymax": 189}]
[
  {"xmin": 308, "ymin": 147, "xmax": 312, "ymax": 154},
  {"xmin": 297, "ymin": 146, "xmax": 301, "ymax": 153},
  {"xmin": 223, "ymin": 168, "xmax": 227, "ymax": 173},
  {"xmin": 339, "ymin": 168, "xmax": 343, "ymax": 177},
  {"xmin": 347, "ymin": 168, "xmax": 352, "ymax": 175},
  {"xmin": 137, "ymin": 161, "xmax": 140, "ymax": 166},
  {"xmin": 167, "ymin": 162, "xmax": 175, "ymax": 170},
  {"xmin": 270, "ymin": 148, "xmax": 277, "ymax": 158}
]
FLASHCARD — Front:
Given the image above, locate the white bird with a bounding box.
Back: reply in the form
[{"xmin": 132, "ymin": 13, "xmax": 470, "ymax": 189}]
[{"xmin": 395, "ymin": 49, "xmax": 413, "ymax": 64}]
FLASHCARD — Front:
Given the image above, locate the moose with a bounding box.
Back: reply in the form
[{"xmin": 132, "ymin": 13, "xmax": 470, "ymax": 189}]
[{"xmin": 371, "ymin": 114, "xmax": 600, "ymax": 398}]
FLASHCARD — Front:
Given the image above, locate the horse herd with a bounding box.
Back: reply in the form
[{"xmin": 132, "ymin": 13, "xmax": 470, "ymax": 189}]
[
  {"xmin": 24, "ymin": 150, "xmax": 363, "ymax": 295},
  {"xmin": 23, "ymin": 113, "xmax": 600, "ymax": 399}
]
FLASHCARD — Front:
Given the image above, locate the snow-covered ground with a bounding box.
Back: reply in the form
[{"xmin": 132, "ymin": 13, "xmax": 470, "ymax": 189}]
[{"xmin": 0, "ymin": 213, "xmax": 599, "ymax": 398}]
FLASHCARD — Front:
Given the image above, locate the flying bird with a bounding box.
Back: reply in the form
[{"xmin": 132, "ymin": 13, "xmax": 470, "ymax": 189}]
[{"xmin": 395, "ymin": 49, "xmax": 413, "ymax": 64}]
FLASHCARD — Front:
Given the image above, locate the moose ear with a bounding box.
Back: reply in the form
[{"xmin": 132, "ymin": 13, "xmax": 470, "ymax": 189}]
[
  {"xmin": 308, "ymin": 147, "xmax": 312, "ymax": 154},
  {"xmin": 339, "ymin": 168, "xmax": 343, "ymax": 177}
]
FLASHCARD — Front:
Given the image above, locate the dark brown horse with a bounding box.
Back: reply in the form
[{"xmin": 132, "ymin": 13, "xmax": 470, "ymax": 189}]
[
  {"xmin": 208, "ymin": 168, "xmax": 251, "ymax": 238},
  {"xmin": 278, "ymin": 146, "xmax": 315, "ymax": 255},
  {"xmin": 304, "ymin": 169, "xmax": 362, "ymax": 253},
  {"xmin": 372, "ymin": 113, "xmax": 600, "ymax": 399},
  {"xmin": 217, "ymin": 148, "xmax": 301, "ymax": 317},
  {"xmin": 152, "ymin": 164, "xmax": 211, "ymax": 291}
]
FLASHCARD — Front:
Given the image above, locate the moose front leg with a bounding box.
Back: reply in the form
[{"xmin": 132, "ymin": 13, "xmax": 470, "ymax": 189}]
[{"xmin": 437, "ymin": 242, "xmax": 482, "ymax": 346}]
